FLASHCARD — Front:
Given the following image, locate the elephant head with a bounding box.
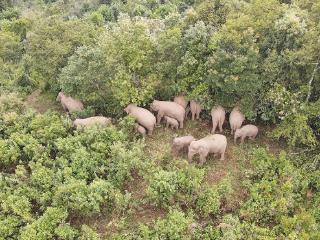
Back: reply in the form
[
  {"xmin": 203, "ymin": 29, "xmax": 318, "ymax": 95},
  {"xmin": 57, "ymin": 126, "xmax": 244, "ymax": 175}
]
[
  {"xmin": 124, "ymin": 104, "xmax": 136, "ymax": 114},
  {"xmin": 150, "ymin": 100, "xmax": 160, "ymax": 112}
]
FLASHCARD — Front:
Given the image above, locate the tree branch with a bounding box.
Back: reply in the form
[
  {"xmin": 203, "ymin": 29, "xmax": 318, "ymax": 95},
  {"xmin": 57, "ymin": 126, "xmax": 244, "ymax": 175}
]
[{"xmin": 305, "ymin": 60, "xmax": 319, "ymax": 103}]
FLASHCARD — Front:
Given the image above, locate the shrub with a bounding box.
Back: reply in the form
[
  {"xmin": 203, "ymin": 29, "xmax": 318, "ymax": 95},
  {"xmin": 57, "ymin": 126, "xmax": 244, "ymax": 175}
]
[
  {"xmin": 195, "ymin": 187, "xmax": 220, "ymax": 217},
  {"xmin": 138, "ymin": 209, "xmax": 194, "ymax": 240},
  {"xmin": 147, "ymin": 170, "xmax": 179, "ymax": 207},
  {"xmin": 147, "ymin": 166, "xmax": 204, "ymax": 207},
  {"xmin": 272, "ymin": 113, "xmax": 317, "ymax": 147}
]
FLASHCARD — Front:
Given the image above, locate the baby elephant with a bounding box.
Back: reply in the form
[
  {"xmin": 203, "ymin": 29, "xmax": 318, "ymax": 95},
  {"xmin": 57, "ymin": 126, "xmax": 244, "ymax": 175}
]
[
  {"xmin": 188, "ymin": 134, "xmax": 227, "ymax": 165},
  {"xmin": 150, "ymin": 100, "xmax": 185, "ymax": 128},
  {"xmin": 171, "ymin": 135, "xmax": 195, "ymax": 157},
  {"xmin": 56, "ymin": 92, "xmax": 84, "ymax": 113},
  {"xmin": 73, "ymin": 116, "xmax": 111, "ymax": 129},
  {"xmin": 190, "ymin": 100, "xmax": 201, "ymax": 120},
  {"xmin": 164, "ymin": 116, "xmax": 179, "ymax": 130},
  {"xmin": 135, "ymin": 124, "xmax": 146, "ymax": 137},
  {"xmin": 211, "ymin": 105, "xmax": 225, "ymax": 134},
  {"xmin": 234, "ymin": 124, "xmax": 258, "ymax": 144},
  {"xmin": 229, "ymin": 107, "xmax": 245, "ymax": 135}
]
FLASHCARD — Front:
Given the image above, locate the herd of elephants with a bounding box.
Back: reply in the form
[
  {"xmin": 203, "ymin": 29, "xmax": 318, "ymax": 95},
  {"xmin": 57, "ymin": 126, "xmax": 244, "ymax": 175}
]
[{"xmin": 56, "ymin": 92, "xmax": 259, "ymax": 165}]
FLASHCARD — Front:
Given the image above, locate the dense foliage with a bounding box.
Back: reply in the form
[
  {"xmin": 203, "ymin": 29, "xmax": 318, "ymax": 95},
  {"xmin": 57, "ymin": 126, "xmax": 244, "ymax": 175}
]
[{"xmin": 0, "ymin": 0, "xmax": 319, "ymax": 239}]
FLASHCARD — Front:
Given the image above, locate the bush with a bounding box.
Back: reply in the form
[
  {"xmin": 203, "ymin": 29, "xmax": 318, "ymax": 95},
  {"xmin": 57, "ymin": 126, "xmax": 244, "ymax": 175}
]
[
  {"xmin": 138, "ymin": 209, "xmax": 193, "ymax": 240},
  {"xmin": 195, "ymin": 187, "xmax": 220, "ymax": 217},
  {"xmin": 147, "ymin": 166, "xmax": 204, "ymax": 207},
  {"xmin": 272, "ymin": 113, "xmax": 317, "ymax": 148}
]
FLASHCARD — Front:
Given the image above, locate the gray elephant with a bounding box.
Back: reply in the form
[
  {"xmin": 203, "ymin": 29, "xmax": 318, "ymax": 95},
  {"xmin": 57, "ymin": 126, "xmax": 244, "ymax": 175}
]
[
  {"xmin": 190, "ymin": 100, "xmax": 201, "ymax": 120},
  {"xmin": 229, "ymin": 107, "xmax": 245, "ymax": 135},
  {"xmin": 73, "ymin": 116, "xmax": 111, "ymax": 129},
  {"xmin": 164, "ymin": 116, "xmax": 179, "ymax": 129},
  {"xmin": 172, "ymin": 135, "xmax": 195, "ymax": 157},
  {"xmin": 188, "ymin": 134, "xmax": 227, "ymax": 165},
  {"xmin": 211, "ymin": 105, "xmax": 225, "ymax": 134},
  {"xmin": 174, "ymin": 95, "xmax": 188, "ymax": 109},
  {"xmin": 150, "ymin": 100, "xmax": 185, "ymax": 128},
  {"xmin": 234, "ymin": 124, "xmax": 258, "ymax": 144},
  {"xmin": 56, "ymin": 92, "xmax": 84, "ymax": 113},
  {"xmin": 124, "ymin": 104, "xmax": 156, "ymax": 135}
]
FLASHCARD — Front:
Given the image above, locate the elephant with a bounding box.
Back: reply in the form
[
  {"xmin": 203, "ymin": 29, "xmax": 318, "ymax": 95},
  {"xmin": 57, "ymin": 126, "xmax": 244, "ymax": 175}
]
[
  {"xmin": 229, "ymin": 107, "xmax": 245, "ymax": 135},
  {"xmin": 135, "ymin": 124, "xmax": 146, "ymax": 137},
  {"xmin": 190, "ymin": 100, "xmax": 201, "ymax": 120},
  {"xmin": 234, "ymin": 124, "xmax": 258, "ymax": 144},
  {"xmin": 56, "ymin": 92, "xmax": 84, "ymax": 113},
  {"xmin": 171, "ymin": 135, "xmax": 195, "ymax": 157},
  {"xmin": 124, "ymin": 104, "xmax": 156, "ymax": 135},
  {"xmin": 164, "ymin": 116, "xmax": 179, "ymax": 129},
  {"xmin": 188, "ymin": 134, "xmax": 227, "ymax": 165},
  {"xmin": 211, "ymin": 105, "xmax": 225, "ymax": 134},
  {"xmin": 174, "ymin": 95, "xmax": 188, "ymax": 109},
  {"xmin": 73, "ymin": 116, "xmax": 111, "ymax": 129},
  {"xmin": 150, "ymin": 100, "xmax": 185, "ymax": 128}
]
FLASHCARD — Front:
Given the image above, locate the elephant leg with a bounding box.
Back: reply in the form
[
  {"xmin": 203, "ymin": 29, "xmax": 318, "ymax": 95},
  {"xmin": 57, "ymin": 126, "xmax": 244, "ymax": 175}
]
[
  {"xmin": 199, "ymin": 152, "xmax": 208, "ymax": 166},
  {"xmin": 185, "ymin": 106, "xmax": 190, "ymax": 119},
  {"xmin": 199, "ymin": 148, "xmax": 208, "ymax": 166},
  {"xmin": 191, "ymin": 112, "xmax": 195, "ymax": 121},
  {"xmin": 219, "ymin": 120, "xmax": 223, "ymax": 133},
  {"xmin": 148, "ymin": 129, "xmax": 153, "ymax": 136},
  {"xmin": 62, "ymin": 104, "xmax": 67, "ymax": 112},
  {"xmin": 220, "ymin": 152, "xmax": 225, "ymax": 161},
  {"xmin": 197, "ymin": 110, "xmax": 200, "ymax": 119},
  {"xmin": 157, "ymin": 112, "xmax": 163, "ymax": 125},
  {"xmin": 211, "ymin": 121, "xmax": 217, "ymax": 134},
  {"xmin": 179, "ymin": 120, "xmax": 183, "ymax": 129},
  {"xmin": 241, "ymin": 136, "xmax": 245, "ymax": 144}
]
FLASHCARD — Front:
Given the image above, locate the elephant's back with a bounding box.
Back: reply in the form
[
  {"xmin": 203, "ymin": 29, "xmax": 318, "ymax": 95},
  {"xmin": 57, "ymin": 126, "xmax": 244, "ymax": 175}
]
[
  {"xmin": 131, "ymin": 107, "xmax": 156, "ymax": 126},
  {"xmin": 162, "ymin": 102, "xmax": 185, "ymax": 115},
  {"xmin": 211, "ymin": 106, "xmax": 225, "ymax": 117}
]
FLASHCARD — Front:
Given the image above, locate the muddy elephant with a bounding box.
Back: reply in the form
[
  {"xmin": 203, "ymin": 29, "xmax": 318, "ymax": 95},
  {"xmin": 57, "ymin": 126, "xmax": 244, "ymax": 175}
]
[
  {"xmin": 234, "ymin": 124, "xmax": 258, "ymax": 144},
  {"xmin": 150, "ymin": 100, "xmax": 185, "ymax": 128},
  {"xmin": 73, "ymin": 116, "xmax": 111, "ymax": 129},
  {"xmin": 124, "ymin": 104, "xmax": 156, "ymax": 135},
  {"xmin": 172, "ymin": 135, "xmax": 195, "ymax": 157},
  {"xmin": 211, "ymin": 105, "xmax": 225, "ymax": 134},
  {"xmin": 188, "ymin": 134, "xmax": 227, "ymax": 165},
  {"xmin": 56, "ymin": 92, "xmax": 84, "ymax": 113},
  {"xmin": 229, "ymin": 107, "xmax": 245, "ymax": 135}
]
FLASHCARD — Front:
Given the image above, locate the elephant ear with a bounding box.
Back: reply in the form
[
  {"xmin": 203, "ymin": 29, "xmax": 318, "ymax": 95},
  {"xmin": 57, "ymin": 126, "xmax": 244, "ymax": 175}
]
[
  {"xmin": 198, "ymin": 145, "xmax": 208, "ymax": 155},
  {"xmin": 191, "ymin": 141, "xmax": 199, "ymax": 150}
]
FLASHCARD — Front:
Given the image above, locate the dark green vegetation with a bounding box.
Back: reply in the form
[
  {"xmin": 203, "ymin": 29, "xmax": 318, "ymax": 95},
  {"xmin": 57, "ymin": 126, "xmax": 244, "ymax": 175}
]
[{"xmin": 0, "ymin": 0, "xmax": 319, "ymax": 239}]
